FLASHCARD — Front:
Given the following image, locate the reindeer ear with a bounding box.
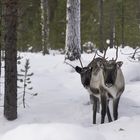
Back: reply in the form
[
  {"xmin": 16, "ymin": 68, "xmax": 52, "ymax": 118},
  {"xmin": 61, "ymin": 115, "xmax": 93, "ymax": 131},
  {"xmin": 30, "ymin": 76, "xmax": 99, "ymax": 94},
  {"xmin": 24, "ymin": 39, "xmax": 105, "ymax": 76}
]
[
  {"xmin": 75, "ymin": 66, "xmax": 82, "ymax": 74},
  {"xmin": 117, "ymin": 61, "xmax": 123, "ymax": 68}
]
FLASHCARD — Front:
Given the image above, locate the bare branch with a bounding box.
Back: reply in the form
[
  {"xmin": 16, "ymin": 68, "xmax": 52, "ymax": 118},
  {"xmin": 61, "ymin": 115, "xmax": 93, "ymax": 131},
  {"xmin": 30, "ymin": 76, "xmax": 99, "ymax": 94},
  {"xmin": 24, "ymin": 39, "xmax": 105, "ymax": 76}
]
[
  {"xmin": 127, "ymin": 56, "xmax": 140, "ymax": 63},
  {"xmin": 121, "ymin": 47, "xmax": 140, "ymax": 60},
  {"xmin": 131, "ymin": 47, "xmax": 140, "ymax": 60}
]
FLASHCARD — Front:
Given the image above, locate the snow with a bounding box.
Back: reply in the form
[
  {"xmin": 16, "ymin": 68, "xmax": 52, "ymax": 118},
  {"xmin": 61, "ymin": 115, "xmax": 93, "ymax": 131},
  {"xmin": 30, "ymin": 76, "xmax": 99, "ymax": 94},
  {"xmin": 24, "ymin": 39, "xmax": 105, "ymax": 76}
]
[
  {"xmin": 1, "ymin": 123, "xmax": 105, "ymax": 140},
  {"xmin": 1, "ymin": 47, "xmax": 140, "ymax": 140}
]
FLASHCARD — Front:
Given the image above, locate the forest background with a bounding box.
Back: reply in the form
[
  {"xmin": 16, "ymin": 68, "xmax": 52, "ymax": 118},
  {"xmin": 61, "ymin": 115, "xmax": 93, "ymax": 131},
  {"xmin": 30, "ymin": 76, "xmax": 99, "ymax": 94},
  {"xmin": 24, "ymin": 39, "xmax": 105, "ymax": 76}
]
[{"xmin": 1, "ymin": 0, "xmax": 140, "ymax": 52}]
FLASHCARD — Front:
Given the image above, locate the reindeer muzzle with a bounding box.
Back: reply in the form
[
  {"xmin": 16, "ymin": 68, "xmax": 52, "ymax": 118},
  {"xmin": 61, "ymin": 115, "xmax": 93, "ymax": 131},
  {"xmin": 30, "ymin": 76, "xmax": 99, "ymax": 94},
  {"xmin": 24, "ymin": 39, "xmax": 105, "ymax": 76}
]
[{"xmin": 105, "ymin": 83, "xmax": 113, "ymax": 88}]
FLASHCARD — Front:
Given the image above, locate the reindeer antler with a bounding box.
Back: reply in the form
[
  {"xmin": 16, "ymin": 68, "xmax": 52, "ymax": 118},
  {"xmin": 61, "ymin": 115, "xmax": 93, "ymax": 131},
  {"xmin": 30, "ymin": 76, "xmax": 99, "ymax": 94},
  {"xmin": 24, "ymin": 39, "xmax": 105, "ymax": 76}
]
[
  {"xmin": 103, "ymin": 48, "xmax": 107, "ymax": 59},
  {"xmin": 96, "ymin": 48, "xmax": 108, "ymax": 60},
  {"xmin": 64, "ymin": 57, "xmax": 84, "ymax": 69},
  {"xmin": 114, "ymin": 46, "xmax": 119, "ymax": 61},
  {"xmin": 78, "ymin": 57, "xmax": 84, "ymax": 68},
  {"xmin": 64, "ymin": 61, "xmax": 75, "ymax": 69}
]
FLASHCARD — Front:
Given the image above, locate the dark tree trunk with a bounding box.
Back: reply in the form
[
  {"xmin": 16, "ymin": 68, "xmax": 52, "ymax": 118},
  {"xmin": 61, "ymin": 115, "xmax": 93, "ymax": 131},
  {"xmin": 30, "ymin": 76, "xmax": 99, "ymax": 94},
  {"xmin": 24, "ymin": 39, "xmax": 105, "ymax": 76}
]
[
  {"xmin": 0, "ymin": 0, "xmax": 2, "ymax": 77},
  {"xmin": 99, "ymin": 0, "xmax": 104, "ymax": 52},
  {"xmin": 109, "ymin": 0, "xmax": 115, "ymax": 48},
  {"xmin": 121, "ymin": 0, "xmax": 124, "ymax": 48},
  {"xmin": 3, "ymin": 0, "xmax": 18, "ymax": 120},
  {"xmin": 42, "ymin": 0, "xmax": 49, "ymax": 55}
]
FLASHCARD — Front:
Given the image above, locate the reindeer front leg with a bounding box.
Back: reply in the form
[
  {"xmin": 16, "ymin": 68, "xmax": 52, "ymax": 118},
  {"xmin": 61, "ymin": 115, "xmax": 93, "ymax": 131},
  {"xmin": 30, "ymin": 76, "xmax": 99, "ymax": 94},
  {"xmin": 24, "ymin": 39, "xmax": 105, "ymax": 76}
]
[
  {"xmin": 107, "ymin": 100, "xmax": 112, "ymax": 122},
  {"xmin": 113, "ymin": 96, "xmax": 120, "ymax": 120},
  {"xmin": 92, "ymin": 95, "xmax": 98, "ymax": 124},
  {"xmin": 101, "ymin": 93, "xmax": 107, "ymax": 124}
]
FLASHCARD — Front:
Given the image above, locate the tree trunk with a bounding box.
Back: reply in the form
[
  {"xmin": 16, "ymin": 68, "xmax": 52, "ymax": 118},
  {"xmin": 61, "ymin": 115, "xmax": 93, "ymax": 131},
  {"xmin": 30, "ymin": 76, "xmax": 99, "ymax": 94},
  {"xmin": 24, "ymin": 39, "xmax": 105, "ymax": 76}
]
[
  {"xmin": 99, "ymin": 0, "xmax": 104, "ymax": 52},
  {"xmin": 41, "ymin": 0, "xmax": 50, "ymax": 55},
  {"xmin": 0, "ymin": 0, "xmax": 2, "ymax": 77},
  {"xmin": 3, "ymin": 0, "xmax": 18, "ymax": 120},
  {"xmin": 65, "ymin": 0, "xmax": 81, "ymax": 61},
  {"xmin": 109, "ymin": 0, "xmax": 115, "ymax": 48},
  {"xmin": 121, "ymin": 0, "xmax": 124, "ymax": 48}
]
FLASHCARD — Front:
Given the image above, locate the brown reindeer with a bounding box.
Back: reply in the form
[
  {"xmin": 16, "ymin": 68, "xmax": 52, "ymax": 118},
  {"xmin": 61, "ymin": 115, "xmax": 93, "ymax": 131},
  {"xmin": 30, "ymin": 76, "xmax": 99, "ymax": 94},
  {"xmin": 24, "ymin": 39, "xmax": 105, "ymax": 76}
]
[{"xmin": 75, "ymin": 48, "xmax": 125, "ymax": 124}]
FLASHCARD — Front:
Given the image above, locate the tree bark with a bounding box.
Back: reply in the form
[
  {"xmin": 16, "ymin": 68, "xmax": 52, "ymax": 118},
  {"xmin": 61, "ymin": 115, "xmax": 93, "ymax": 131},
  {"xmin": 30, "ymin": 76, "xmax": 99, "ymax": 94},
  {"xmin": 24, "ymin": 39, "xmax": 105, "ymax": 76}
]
[
  {"xmin": 0, "ymin": 0, "xmax": 2, "ymax": 77},
  {"xmin": 65, "ymin": 0, "xmax": 81, "ymax": 61},
  {"xmin": 121, "ymin": 0, "xmax": 124, "ymax": 48},
  {"xmin": 99, "ymin": 0, "xmax": 104, "ymax": 52},
  {"xmin": 41, "ymin": 0, "xmax": 49, "ymax": 55},
  {"xmin": 3, "ymin": 0, "xmax": 18, "ymax": 120},
  {"xmin": 109, "ymin": 0, "xmax": 115, "ymax": 48}
]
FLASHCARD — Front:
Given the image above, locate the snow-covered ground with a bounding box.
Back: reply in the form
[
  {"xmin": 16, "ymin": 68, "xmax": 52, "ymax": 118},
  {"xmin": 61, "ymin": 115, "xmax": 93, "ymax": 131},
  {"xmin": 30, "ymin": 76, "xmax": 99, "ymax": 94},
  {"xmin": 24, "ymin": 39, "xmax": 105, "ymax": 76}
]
[{"xmin": 1, "ymin": 47, "xmax": 140, "ymax": 140}]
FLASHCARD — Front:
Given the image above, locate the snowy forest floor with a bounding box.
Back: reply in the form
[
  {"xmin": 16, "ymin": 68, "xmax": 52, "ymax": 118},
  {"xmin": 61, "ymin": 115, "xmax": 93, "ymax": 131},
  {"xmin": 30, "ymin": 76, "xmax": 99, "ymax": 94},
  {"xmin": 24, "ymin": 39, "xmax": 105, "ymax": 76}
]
[{"xmin": 0, "ymin": 47, "xmax": 140, "ymax": 140}]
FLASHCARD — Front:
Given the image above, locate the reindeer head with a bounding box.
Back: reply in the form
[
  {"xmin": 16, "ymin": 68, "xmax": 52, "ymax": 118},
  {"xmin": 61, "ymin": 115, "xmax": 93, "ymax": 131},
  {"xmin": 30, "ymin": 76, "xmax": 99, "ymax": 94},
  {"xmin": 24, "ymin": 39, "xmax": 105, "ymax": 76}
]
[
  {"xmin": 94, "ymin": 46, "xmax": 123, "ymax": 88},
  {"xmin": 75, "ymin": 57, "xmax": 106, "ymax": 88},
  {"xmin": 65, "ymin": 57, "xmax": 93, "ymax": 89},
  {"xmin": 102, "ymin": 60, "xmax": 123, "ymax": 88},
  {"xmin": 75, "ymin": 66, "xmax": 92, "ymax": 89}
]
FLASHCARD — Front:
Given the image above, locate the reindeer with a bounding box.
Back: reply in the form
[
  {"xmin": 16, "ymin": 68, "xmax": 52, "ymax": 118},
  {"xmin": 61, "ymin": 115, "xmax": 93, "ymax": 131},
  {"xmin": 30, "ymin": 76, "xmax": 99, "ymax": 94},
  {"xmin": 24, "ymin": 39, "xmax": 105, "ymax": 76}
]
[
  {"xmin": 100, "ymin": 59, "xmax": 125, "ymax": 122},
  {"xmin": 75, "ymin": 57, "xmax": 112, "ymax": 124},
  {"xmin": 74, "ymin": 48, "xmax": 125, "ymax": 124}
]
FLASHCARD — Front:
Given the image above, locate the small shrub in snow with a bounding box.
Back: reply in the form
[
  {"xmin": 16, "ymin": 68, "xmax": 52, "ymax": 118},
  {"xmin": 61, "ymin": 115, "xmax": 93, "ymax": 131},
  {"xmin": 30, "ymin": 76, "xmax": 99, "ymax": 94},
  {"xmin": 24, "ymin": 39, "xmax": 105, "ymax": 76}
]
[{"xmin": 18, "ymin": 59, "xmax": 37, "ymax": 108}]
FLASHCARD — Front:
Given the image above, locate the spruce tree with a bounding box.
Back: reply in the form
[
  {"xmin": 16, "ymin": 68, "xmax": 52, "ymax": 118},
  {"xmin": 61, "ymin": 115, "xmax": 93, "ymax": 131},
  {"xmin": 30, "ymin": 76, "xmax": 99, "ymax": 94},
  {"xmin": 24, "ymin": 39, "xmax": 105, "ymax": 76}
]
[{"xmin": 18, "ymin": 59, "xmax": 36, "ymax": 108}]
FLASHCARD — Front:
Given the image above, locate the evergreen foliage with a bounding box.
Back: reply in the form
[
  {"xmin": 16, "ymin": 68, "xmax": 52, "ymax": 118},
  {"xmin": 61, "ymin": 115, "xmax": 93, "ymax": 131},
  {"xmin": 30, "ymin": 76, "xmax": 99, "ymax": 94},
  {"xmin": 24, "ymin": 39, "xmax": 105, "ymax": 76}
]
[
  {"xmin": 45, "ymin": 0, "xmax": 140, "ymax": 50},
  {"xmin": 0, "ymin": 0, "xmax": 140, "ymax": 51},
  {"xmin": 18, "ymin": 0, "xmax": 42, "ymax": 51},
  {"xmin": 18, "ymin": 59, "xmax": 37, "ymax": 108},
  {"xmin": 49, "ymin": 0, "xmax": 66, "ymax": 49}
]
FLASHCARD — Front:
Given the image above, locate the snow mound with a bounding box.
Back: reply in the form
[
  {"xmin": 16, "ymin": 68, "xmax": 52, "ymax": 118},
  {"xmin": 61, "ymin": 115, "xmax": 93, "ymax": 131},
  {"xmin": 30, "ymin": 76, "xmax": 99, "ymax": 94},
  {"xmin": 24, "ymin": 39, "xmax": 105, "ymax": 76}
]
[{"xmin": 1, "ymin": 123, "xmax": 105, "ymax": 140}]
